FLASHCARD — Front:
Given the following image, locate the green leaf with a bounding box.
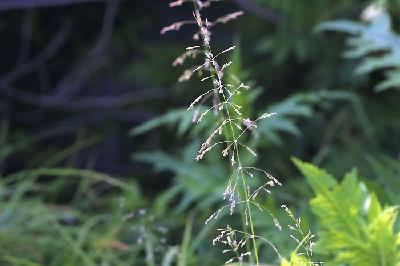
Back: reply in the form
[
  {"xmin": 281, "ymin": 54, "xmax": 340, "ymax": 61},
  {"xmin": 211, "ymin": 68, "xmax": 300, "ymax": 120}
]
[
  {"xmin": 257, "ymin": 90, "xmax": 362, "ymax": 146},
  {"xmin": 317, "ymin": 11, "xmax": 400, "ymax": 92},
  {"xmin": 280, "ymin": 253, "xmax": 311, "ymax": 266},
  {"xmin": 130, "ymin": 109, "xmax": 193, "ymax": 137},
  {"xmin": 292, "ymin": 158, "xmax": 337, "ymax": 191},
  {"xmin": 294, "ymin": 159, "xmax": 400, "ymax": 265},
  {"xmin": 316, "ymin": 20, "xmax": 365, "ymax": 34},
  {"xmin": 368, "ymin": 193, "xmax": 382, "ymax": 222}
]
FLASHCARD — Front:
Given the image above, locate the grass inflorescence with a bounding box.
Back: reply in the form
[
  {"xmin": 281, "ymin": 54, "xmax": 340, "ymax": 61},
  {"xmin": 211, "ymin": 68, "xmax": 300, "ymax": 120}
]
[{"xmin": 161, "ymin": 1, "xmax": 319, "ymax": 265}]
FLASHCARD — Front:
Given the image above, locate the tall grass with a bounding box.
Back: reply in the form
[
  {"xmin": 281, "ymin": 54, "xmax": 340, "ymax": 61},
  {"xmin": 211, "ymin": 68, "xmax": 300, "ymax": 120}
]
[{"xmin": 162, "ymin": 0, "xmax": 317, "ymax": 264}]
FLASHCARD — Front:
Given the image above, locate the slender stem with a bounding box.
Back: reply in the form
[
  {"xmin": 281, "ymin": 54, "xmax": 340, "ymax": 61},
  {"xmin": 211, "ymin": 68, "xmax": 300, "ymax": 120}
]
[
  {"xmin": 206, "ymin": 35, "xmax": 260, "ymax": 266},
  {"xmin": 191, "ymin": 1, "xmax": 260, "ymax": 264},
  {"xmin": 221, "ymin": 87, "xmax": 260, "ymax": 265}
]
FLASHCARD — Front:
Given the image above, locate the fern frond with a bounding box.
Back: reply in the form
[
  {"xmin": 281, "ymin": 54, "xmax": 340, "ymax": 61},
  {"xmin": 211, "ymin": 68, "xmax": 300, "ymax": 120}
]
[
  {"xmin": 317, "ymin": 10, "xmax": 400, "ymax": 92},
  {"xmin": 130, "ymin": 108, "xmax": 213, "ymax": 137},
  {"xmin": 293, "ymin": 158, "xmax": 400, "ymax": 266}
]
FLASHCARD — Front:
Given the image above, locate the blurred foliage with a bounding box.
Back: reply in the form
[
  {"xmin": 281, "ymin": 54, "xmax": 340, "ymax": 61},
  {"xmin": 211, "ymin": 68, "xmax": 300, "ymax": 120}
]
[
  {"xmin": 318, "ymin": 9, "xmax": 400, "ymax": 92},
  {"xmin": 254, "ymin": 0, "xmax": 361, "ymax": 64},
  {"xmin": 0, "ymin": 0, "xmax": 399, "ymax": 265},
  {"xmin": 280, "ymin": 253, "xmax": 312, "ymax": 266}
]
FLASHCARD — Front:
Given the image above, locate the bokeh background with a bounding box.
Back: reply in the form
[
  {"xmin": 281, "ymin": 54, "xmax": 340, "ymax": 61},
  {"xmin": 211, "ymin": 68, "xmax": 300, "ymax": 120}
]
[{"xmin": 0, "ymin": 0, "xmax": 399, "ymax": 265}]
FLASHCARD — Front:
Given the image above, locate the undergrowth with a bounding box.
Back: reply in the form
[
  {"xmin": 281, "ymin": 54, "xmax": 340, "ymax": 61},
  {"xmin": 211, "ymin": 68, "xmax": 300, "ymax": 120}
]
[{"xmin": 1, "ymin": 1, "xmax": 399, "ymax": 266}]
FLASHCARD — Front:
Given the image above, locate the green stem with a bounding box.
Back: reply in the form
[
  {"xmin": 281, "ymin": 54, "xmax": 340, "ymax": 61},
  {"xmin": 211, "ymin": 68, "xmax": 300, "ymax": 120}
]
[
  {"xmin": 224, "ymin": 94, "xmax": 260, "ymax": 266},
  {"xmin": 191, "ymin": 1, "xmax": 260, "ymax": 264}
]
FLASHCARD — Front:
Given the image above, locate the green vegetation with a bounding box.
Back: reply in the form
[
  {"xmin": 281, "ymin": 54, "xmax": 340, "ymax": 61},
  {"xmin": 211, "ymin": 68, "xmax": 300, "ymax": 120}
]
[
  {"xmin": 294, "ymin": 159, "xmax": 400, "ymax": 266},
  {"xmin": 0, "ymin": 0, "xmax": 399, "ymax": 265}
]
